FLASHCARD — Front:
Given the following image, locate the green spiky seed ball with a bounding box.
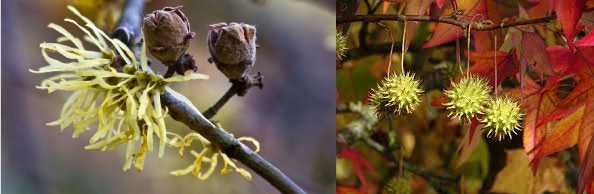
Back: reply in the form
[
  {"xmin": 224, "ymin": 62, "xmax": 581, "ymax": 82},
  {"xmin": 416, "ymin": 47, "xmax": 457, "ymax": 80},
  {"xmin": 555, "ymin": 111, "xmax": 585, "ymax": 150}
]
[
  {"xmin": 480, "ymin": 96, "xmax": 523, "ymax": 141},
  {"xmin": 336, "ymin": 32, "xmax": 348, "ymax": 60},
  {"xmin": 370, "ymin": 72, "xmax": 423, "ymax": 118},
  {"xmin": 382, "ymin": 176, "xmax": 411, "ymax": 194},
  {"xmin": 443, "ymin": 76, "xmax": 491, "ymax": 119}
]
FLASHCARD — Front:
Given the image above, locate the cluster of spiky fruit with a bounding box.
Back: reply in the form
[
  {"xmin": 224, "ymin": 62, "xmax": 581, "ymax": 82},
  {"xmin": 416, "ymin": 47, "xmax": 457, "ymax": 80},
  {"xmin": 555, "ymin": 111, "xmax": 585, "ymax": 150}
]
[
  {"xmin": 370, "ymin": 72, "xmax": 423, "ymax": 118},
  {"xmin": 443, "ymin": 76, "xmax": 491, "ymax": 119},
  {"xmin": 336, "ymin": 32, "xmax": 348, "ymax": 60},
  {"xmin": 443, "ymin": 76, "xmax": 523, "ymax": 140},
  {"xmin": 369, "ymin": 72, "xmax": 523, "ymax": 140},
  {"xmin": 480, "ymin": 97, "xmax": 524, "ymax": 140}
]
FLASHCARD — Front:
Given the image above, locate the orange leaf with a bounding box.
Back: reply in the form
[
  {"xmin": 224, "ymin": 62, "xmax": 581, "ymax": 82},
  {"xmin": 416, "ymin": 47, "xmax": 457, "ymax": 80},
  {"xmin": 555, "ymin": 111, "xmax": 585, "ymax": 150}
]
[
  {"xmin": 337, "ymin": 186, "xmax": 367, "ymax": 194},
  {"xmin": 536, "ymin": 105, "xmax": 584, "ymax": 159},
  {"xmin": 521, "ymin": 76, "xmax": 560, "ymax": 172},
  {"xmin": 468, "ymin": 50, "xmax": 515, "ymax": 86}
]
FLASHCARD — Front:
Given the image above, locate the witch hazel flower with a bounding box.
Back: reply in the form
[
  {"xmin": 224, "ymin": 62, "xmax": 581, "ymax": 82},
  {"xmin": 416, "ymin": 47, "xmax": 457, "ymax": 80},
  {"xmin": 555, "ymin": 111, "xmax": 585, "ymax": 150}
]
[{"xmin": 30, "ymin": 6, "xmax": 260, "ymax": 180}]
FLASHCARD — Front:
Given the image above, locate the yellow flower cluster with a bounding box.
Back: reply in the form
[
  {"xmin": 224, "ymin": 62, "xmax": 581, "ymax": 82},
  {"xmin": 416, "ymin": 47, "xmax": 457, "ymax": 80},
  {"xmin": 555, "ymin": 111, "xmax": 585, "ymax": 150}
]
[
  {"xmin": 31, "ymin": 6, "xmax": 259, "ymax": 180},
  {"xmin": 167, "ymin": 128, "xmax": 260, "ymax": 180}
]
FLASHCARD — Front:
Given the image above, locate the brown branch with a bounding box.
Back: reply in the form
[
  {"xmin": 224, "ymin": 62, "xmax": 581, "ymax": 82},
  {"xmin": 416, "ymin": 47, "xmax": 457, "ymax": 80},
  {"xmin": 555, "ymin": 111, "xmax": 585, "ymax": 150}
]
[
  {"xmin": 337, "ymin": 7, "xmax": 594, "ymax": 31},
  {"xmin": 113, "ymin": 0, "xmax": 304, "ymax": 193}
]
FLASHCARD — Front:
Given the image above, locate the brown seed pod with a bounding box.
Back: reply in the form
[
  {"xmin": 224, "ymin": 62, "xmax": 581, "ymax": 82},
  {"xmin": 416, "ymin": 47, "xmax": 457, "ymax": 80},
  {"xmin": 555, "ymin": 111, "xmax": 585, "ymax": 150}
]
[
  {"xmin": 142, "ymin": 6, "xmax": 195, "ymax": 66},
  {"xmin": 207, "ymin": 22, "xmax": 257, "ymax": 80}
]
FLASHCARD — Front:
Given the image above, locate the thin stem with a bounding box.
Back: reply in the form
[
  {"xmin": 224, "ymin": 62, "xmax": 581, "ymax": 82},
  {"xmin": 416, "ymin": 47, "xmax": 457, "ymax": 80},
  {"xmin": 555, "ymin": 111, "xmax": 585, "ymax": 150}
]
[
  {"xmin": 378, "ymin": 22, "xmax": 395, "ymax": 74},
  {"xmin": 493, "ymin": 34, "xmax": 499, "ymax": 97},
  {"xmin": 401, "ymin": 21, "xmax": 406, "ymax": 74},
  {"xmin": 202, "ymin": 84, "xmax": 239, "ymax": 119},
  {"xmin": 466, "ymin": 22, "xmax": 471, "ymax": 76},
  {"xmin": 164, "ymin": 67, "xmax": 175, "ymax": 78},
  {"xmin": 456, "ymin": 30, "xmax": 462, "ymax": 75}
]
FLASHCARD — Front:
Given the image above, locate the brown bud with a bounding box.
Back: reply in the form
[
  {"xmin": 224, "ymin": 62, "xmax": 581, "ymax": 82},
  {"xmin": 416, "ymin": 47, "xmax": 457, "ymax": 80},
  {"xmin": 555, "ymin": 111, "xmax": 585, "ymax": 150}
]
[
  {"xmin": 207, "ymin": 22, "xmax": 257, "ymax": 80},
  {"xmin": 142, "ymin": 6, "xmax": 195, "ymax": 66}
]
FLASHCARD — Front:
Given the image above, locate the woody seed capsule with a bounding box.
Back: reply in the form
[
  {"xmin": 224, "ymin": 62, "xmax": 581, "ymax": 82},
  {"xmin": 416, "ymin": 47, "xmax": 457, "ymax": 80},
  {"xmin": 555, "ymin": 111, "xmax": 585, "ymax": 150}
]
[
  {"xmin": 207, "ymin": 22, "xmax": 257, "ymax": 80},
  {"xmin": 142, "ymin": 6, "xmax": 195, "ymax": 66}
]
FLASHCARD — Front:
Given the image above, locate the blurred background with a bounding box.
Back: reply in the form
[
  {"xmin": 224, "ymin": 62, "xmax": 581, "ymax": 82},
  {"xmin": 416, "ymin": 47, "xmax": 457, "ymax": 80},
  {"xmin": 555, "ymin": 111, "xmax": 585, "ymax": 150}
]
[{"xmin": 2, "ymin": 0, "xmax": 335, "ymax": 193}]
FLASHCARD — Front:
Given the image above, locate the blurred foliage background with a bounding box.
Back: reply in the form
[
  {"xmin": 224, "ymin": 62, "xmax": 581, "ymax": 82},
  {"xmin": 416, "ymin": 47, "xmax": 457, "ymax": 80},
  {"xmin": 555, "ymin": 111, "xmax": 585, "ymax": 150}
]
[{"xmin": 2, "ymin": 0, "xmax": 335, "ymax": 193}]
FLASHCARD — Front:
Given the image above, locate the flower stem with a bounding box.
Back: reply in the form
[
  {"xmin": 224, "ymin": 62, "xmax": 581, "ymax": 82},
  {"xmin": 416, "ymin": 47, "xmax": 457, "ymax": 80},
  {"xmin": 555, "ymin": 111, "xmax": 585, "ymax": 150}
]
[{"xmin": 202, "ymin": 84, "xmax": 238, "ymax": 119}]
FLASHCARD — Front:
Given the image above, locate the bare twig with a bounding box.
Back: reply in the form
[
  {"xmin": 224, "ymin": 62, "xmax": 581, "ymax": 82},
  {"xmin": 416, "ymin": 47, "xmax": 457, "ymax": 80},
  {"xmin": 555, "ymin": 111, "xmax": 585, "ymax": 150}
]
[
  {"xmin": 202, "ymin": 72, "xmax": 264, "ymax": 119},
  {"xmin": 337, "ymin": 7, "xmax": 594, "ymax": 31},
  {"xmin": 202, "ymin": 84, "xmax": 239, "ymax": 119},
  {"xmin": 113, "ymin": 0, "xmax": 304, "ymax": 193}
]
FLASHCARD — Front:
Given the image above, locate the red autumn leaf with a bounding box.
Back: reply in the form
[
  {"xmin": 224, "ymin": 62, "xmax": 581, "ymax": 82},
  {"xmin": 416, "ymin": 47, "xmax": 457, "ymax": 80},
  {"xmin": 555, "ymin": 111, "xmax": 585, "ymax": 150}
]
[
  {"xmin": 520, "ymin": 32, "xmax": 555, "ymax": 75},
  {"xmin": 555, "ymin": 0, "xmax": 586, "ymax": 49},
  {"xmin": 337, "ymin": 186, "xmax": 367, "ymax": 194},
  {"xmin": 472, "ymin": 30, "xmax": 502, "ymax": 51},
  {"xmin": 546, "ymin": 31, "xmax": 594, "ymax": 78},
  {"xmin": 547, "ymin": 37, "xmax": 594, "ymax": 77},
  {"xmin": 576, "ymin": 26, "xmax": 594, "ymax": 47},
  {"xmin": 526, "ymin": 0, "xmax": 550, "ymax": 18},
  {"xmin": 455, "ymin": 117, "xmax": 482, "ymax": 168},
  {"xmin": 338, "ymin": 146, "xmax": 375, "ymax": 192},
  {"xmin": 521, "ymin": 75, "xmax": 560, "ymax": 172},
  {"xmin": 422, "ymin": 0, "xmax": 486, "ymax": 48},
  {"xmin": 436, "ymin": 0, "xmax": 448, "ymax": 9},
  {"xmin": 546, "ymin": 45, "xmax": 573, "ymax": 74}
]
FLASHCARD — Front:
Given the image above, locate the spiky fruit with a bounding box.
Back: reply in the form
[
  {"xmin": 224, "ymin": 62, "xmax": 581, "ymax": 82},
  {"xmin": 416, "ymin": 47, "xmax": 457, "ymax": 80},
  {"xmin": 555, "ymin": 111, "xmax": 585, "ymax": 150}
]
[
  {"xmin": 382, "ymin": 176, "xmax": 411, "ymax": 194},
  {"xmin": 336, "ymin": 32, "xmax": 348, "ymax": 60},
  {"xmin": 480, "ymin": 96, "xmax": 523, "ymax": 141},
  {"xmin": 370, "ymin": 72, "xmax": 423, "ymax": 118},
  {"xmin": 443, "ymin": 76, "xmax": 491, "ymax": 120}
]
